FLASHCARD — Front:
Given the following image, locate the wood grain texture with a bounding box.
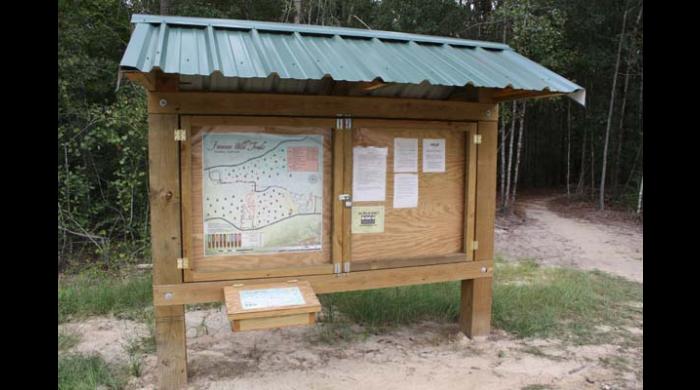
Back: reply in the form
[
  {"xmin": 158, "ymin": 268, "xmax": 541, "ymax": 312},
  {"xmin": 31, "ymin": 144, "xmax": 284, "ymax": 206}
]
[
  {"xmin": 459, "ymin": 278, "xmax": 493, "ymax": 337},
  {"xmin": 464, "ymin": 124, "xmax": 478, "ymax": 260},
  {"xmin": 149, "ymin": 92, "xmax": 498, "ymax": 122},
  {"xmin": 148, "ymin": 113, "xmax": 187, "ymax": 389},
  {"xmin": 184, "ymin": 123, "xmax": 333, "ymax": 281},
  {"xmin": 153, "ymin": 260, "xmax": 494, "ymax": 306},
  {"xmin": 224, "ymin": 280, "xmax": 321, "ymax": 320},
  {"xmin": 233, "ymin": 313, "xmax": 316, "ymax": 331},
  {"xmin": 475, "ymin": 121, "xmax": 498, "ymax": 261},
  {"xmin": 332, "ymin": 127, "xmax": 344, "ymax": 266},
  {"xmin": 459, "ymin": 120, "xmax": 497, "ymax": 338},
  {"xmin": 342, "ymin": 128, "xmax": 353, "ymax": 266},
  {"xmin": 350, "ymin": 126, "xmax": 466, "ymax": 263}
]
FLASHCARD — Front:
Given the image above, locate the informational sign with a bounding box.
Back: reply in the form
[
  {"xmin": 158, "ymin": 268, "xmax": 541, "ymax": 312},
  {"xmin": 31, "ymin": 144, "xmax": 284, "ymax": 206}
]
[
  {"xmin": 393, "ymin": 138, "xmax": 418, "ymax": 172},
  {"xmin": 352, "ymin": 146, "xmax": 388, "ymax": 201},
  {"xmin": 239, "ymin": 287, "xmax": 306, "ymax": 310},
  {"xmin": 423, "ymin": 138, "xmax": 446, "ymax": 173},
  {"xmin": 202, "ymin": 132, "xmax": 323, "ymax": 256},
  {"xmin": 351, "ymin": 206, "xmax": 385, "ymax": 233},
  {"xmin": 393, "ymin": 173, "xmax": 418, "ymax": 208}
]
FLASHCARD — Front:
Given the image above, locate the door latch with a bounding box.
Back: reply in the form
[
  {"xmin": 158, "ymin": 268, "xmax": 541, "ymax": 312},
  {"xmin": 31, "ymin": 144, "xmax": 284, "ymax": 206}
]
[{"xmin": 338, "ymin": 194, "xmax": 352, "ymax": 208}]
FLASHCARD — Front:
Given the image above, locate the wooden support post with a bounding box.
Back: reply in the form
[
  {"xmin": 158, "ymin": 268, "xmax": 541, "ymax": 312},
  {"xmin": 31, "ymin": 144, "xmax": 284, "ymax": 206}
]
[
  {"xmin": 459, "ymin": 120, "xmax": 497, "ymax": 338},
  {"xmin": 149, "ymin": 112, "xmax": 188, "ymax": 388}
]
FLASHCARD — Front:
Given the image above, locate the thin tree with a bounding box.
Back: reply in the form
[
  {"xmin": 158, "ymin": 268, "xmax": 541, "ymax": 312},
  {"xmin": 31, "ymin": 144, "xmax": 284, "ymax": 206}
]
[
  {"xmin": 504, "ymin": 100, "xmax": 518, "ymax": 210},
  {"xmin": 294, "ymin": 0, "xmax": 303, "ymax": 23},
  {"xmin": 511, "ymin": 101, "xmax": 526, "ymax": 205},
  {"xmin": 499, "ymin": 104, "xmax": 507, "ymax": 209},
  {"xmin": 599, "ymin": 7, "xmax": 629, "ymax": 210},
  {"xmin": 566, "ymin": 100, "xmax": 571, "ymax": 197},
  {"xmin": 636, "ymin": 176, "xmax": 643, "ymax": 214},
  {"xmin": 612, "ymin": 5, "xmax": 643, "ymax": 194}
]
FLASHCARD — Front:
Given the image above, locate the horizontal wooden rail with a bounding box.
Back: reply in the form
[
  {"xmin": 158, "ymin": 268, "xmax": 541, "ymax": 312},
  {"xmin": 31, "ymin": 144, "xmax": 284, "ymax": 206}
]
[
  {"xmin": 148, "ymin": 92, "xmax": 498, "ymax": 122},
  {"xmin": 153, "ymin": 260, "xmax": 493, "ymax": 306}
]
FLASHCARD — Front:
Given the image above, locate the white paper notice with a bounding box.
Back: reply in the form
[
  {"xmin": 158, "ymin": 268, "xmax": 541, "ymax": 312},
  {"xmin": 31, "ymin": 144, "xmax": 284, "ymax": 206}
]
[
  {"xmin": 423, "ymin": 138, "xmax": 446, "ymax": 172},
  {"xmin": 393, "ymin": 173, "xmax": 418, "ymax": 208},
  {"xmin": 393, "ymin": 138, "xmax": 418, "ymax": 172},
  {"xmin": 239, "ymin": 287, "xmax": 306, "ymax": 310},
  {"xmin": 353, "ymin": 147, "xmax": 388, "ymax": 201}
]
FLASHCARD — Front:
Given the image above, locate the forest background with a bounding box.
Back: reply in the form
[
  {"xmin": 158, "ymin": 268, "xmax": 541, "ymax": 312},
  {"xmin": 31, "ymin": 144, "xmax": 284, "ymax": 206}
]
[{"xmin": 57, "ymin": 0, "xmax": 643, "ymax": 270}]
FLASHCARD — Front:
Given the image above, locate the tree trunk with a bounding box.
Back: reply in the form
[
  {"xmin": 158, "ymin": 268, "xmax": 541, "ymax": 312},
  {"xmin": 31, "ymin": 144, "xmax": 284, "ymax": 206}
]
[
  {"xmin": 576, "ymin": 115, "xmax": 587, "ymax": 193},
  {"xmin": 636, "ymin": 176, "xmax": 643, "ymax": 214},
  {"xmin": 590, "ymin": 127, "xmax": 595, "ymax": 199},
  {"xmin": 511, "ymin": 101, "xmax": 526, "ymax": 205},
  {"xmin": 566, "ymin": 101, "xmax": 571, "ymax": 197},
  {"xmin": 294, "ymin": 0, "xmax": 303, "ymax": 23},
  {"xmin": 499, "ymin": 104, "xmax": 507, "ymax": 209},
  {"xmin": 504, "ymin": 101, "xmax": 517, "ymax": 210},
  {"xmin": 160, "ymin": 0, "xmax": 168, "ymax": 15},
  {"xmin": 612, "ymin": 5, "xmax": 643, "ymax": 195},
  {"xmin": 599, "ymin": 8, "xmax": 629, "ymax": 210}
]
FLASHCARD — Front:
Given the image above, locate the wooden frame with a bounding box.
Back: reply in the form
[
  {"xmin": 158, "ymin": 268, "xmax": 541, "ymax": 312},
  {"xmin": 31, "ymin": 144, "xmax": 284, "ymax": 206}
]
[
  {"xmin": 147, "ymin": 90, "xmax": 498, "ymax": 388},
  {"xmin": 347, "ymin": 119, "xmax": 477, "ymax": 271},
  {"xmin": 180, "ymin": 116, "xmax": 337, "ymax": 282}
]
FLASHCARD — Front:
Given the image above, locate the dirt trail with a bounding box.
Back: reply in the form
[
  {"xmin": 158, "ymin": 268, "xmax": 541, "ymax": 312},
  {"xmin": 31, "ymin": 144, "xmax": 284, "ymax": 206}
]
[
  {"xmin": 496, "ymin": 197, "xmax": 643, "ymax": 283},
  {"xmin": 60, "ymin": 309, "xmax": 640, "ymax": 390}
]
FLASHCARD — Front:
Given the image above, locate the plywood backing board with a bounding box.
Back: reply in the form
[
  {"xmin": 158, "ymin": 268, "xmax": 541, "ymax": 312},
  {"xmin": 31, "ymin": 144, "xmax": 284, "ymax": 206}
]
[
  {"xmin": 182, "ymin": 117, "xmax": 335, "ymax": 282},
  {"xmin": 350, "ymin": 123, "xmax": 467, "ymax": 264}
]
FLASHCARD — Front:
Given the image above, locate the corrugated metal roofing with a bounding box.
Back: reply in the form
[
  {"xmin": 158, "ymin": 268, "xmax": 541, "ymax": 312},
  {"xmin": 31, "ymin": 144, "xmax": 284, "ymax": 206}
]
[{"xmin": 120, "ymin": 14, "xmax": 585, "ymax": 105}]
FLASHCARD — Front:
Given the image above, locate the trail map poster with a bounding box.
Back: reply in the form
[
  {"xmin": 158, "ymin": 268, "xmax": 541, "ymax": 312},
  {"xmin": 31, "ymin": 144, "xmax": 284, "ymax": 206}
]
[{"xmin": 202, "ymin": 132, "xmax": 324, "ymax": 256}]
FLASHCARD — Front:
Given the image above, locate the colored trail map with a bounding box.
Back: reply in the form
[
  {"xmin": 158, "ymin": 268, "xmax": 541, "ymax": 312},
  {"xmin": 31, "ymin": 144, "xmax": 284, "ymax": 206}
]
[{"xmin": 202, "ymin": 132, "xmax": 323, "ymax": 256}]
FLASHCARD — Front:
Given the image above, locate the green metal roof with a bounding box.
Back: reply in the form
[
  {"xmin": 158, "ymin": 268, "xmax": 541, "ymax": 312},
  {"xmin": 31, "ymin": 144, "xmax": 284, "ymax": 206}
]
[{"xmin": 120, "ymin": 14, "xmax": 585, "ymax": 105}]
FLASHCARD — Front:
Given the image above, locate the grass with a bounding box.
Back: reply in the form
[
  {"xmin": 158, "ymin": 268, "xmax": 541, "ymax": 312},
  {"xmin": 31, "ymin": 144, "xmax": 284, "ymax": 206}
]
[
  {"xmin": 58, "ymin": 268, "xmax": 152, "ymax": 323},
  {"xmin": 317, "ymin": 258, "xmax": 642, "ymax": 344},
  {"xmin": 59, "ymin": 330, "xmax": 81, "ymax": 351},
  {"xmin": 58, "ymin": 354, "xmax": 126, "ymax": 390}
]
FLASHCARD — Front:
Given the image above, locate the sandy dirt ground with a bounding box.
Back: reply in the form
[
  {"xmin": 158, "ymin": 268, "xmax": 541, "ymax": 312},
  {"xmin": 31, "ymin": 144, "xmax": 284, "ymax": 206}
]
[
  {"xmin": 495, "ymin": 196, "xmax": 643, "ymax": 283},
  {"xmin": 59, "ymin": 195, "xmax": 643, "ymax": 389},
  {"xmin": 60, "ymin": 309, "xmax": 641, "ymax": 390}
]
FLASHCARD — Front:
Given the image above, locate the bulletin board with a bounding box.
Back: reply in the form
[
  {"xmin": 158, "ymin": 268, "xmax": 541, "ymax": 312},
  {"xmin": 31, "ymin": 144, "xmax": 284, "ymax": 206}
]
[
  {"xmin": 349, "ymin": 120, "xmax": 477, "ymax": 271},
  {"xmin": 180, "ymin": 116, "xmax": 336, "ymax": 282}
]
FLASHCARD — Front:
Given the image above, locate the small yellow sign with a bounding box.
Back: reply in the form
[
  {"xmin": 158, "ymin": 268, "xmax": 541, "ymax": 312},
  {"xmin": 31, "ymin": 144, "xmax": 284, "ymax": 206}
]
[{"xmin": 352, "ymin": 206, "xmax": 385, "ymax": 233}]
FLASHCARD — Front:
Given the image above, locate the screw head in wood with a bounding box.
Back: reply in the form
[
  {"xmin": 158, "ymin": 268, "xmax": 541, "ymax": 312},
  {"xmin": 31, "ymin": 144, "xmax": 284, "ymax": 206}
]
[
  {"xmin": 165, "ymin": 191, "xmax": 173, "ymax": 200},
  {"xmin": 481, "ymin": 267, "xmax": 487, "ymax": 273},
  {"xmin": 159, "ymin": 99, "xmax": 168, "ymax": 107},
  {"xmin": 164, "ymin": 292, "xmax": 173, "ymax": 300}
]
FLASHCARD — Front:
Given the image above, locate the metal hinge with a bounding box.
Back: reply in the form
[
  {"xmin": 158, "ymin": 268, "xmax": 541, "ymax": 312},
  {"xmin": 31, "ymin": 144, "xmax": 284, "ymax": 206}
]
[
  {"xmin": 174, "ymin": 129, "xmax": 186, "ymax": 141},
  {"xmin": 473, "ymin": 134, "xmax": 482, "ymax": 144},
  {"xmin": 472, "ymin": 241, "xmax": 479, "ymax": 250},
  {"xmin": 177, "ymin": 257, "xmax": 190, "ymax": 269},
  {"xmin": 338, "ymin": 193, "xmax": 352, "ymax": 208},
  {"xmin": 335, "ymin": 114, "xmax": 352, "ymax": 130},
  {"xmin": 343, "ymin": 262, "xmax": 351, "ymax": 273}
]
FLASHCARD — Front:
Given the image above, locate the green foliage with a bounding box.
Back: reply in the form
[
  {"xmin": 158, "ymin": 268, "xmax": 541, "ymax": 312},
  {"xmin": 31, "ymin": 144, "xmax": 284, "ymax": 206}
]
[
  {"xmin": 58, "ymin": 354, "xmax": 125, "ymax": 390},
  {"xmin": 58, "ymin": 269, "xmax": 152, "ymax": 322}
]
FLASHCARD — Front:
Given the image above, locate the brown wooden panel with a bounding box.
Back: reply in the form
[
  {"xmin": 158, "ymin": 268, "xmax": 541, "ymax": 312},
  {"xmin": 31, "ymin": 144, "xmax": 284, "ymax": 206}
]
[
  {"xmin": 149, "ymin": 92, "xmax": 498, "ymax": 122},
  {"xmin": 182, "ymin": 118, "xmax": 335, "ymax": 282},
  {"xmin": 464, "ymin": 124, "xmax": 478, "ymax": 260},
  {"xmin": 475, "ymin": 121, "xmax": 498, "ymax": 261},
  {"xmin": 148, "ymin": 113, "xmax": 187, "ymax": 388},
  {"xmin": 153, "ymin": 259, "xmax": 494, "ymax": 306},
  {"xmin": 350, "ymin": 125, "xmax": 467, "ymax": 264}
]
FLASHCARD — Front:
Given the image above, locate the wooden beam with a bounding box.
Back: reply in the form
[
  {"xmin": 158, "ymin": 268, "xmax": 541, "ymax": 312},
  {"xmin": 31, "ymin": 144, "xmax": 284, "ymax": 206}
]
[
  {"xmin": 153, "ymin": 260, "xmax": 494, "ymax": 306},
  {"xmin": 459, "ymin": 120, "xmax": 497, "ymax": 338},
  {"xmin": 148, "ymin": 92, "xmax": 498, "ymax": 122},
  {"xmin": 125, "ymin": 72, "xmax": 156, "ymax": 91},
  {"xmin": 148, "ymin": 113, "xmax": 187, "ymax": 388}
]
